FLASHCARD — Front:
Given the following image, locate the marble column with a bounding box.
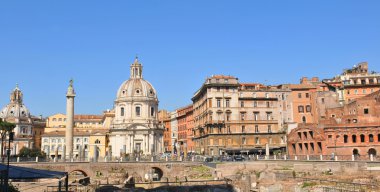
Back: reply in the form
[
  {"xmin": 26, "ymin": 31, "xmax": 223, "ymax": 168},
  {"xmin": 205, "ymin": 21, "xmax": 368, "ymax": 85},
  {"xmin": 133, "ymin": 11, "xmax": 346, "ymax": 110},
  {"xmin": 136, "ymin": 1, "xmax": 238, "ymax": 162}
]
[{"xmin": 65, "ymin": 79, "xmax": 76, "ymax": 160}]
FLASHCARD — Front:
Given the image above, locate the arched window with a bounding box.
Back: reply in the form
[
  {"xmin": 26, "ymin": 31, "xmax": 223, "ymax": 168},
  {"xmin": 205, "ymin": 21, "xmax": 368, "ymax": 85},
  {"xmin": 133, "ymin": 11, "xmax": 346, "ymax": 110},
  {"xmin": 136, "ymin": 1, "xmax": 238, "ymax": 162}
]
[
  {"xmin": 302, "ymin": 116, "xmax": 306, "ymax": 123},
  {"xmin": 369, "ymin": 134, "xmax": 374, "ymax": 142},
  {"xmin": 352, "ymin": 135, "xmax": 357, "ymax": 143},
  {"xmin": 344, "ymin": 135, "xmax": 348, "ymax": 143},
  {"xmin": 95, "ymin": 139, "xmax": 101, "ymax": 144},
  {"xmin": 150, "ymin": 107, "xmax": 155, "ymax": 117},
  {"xmin": 120, "ymin": 107, "xmax": 125, "ymax": 116},
  {"xmin": 360, "ymin": 134, "xmax": 365, "ymax": 143},
  {"xmin": 136, "ymin": 106, "xmax": 141, "ymax": 116}
]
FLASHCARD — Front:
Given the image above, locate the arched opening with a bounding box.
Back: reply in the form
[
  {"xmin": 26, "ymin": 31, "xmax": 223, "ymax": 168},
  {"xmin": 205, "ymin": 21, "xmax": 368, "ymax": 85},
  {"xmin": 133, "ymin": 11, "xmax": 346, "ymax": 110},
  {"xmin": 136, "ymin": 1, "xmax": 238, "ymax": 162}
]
[
  {"xmin": 352, "ymin": 135, "xmax": 357, "ymax": 143},
  {"xmin": 151, "ymin": 167, "xmax": 163, "ymax": 181},
  {"xmin": 302, "ymin": 116, "xmax": 306, "ymax": 123},
  {"xmin": 69, "ymin": 170, "xmax": 90, "ymax": 186},
  {"xmin": 353, "ymin": 149, "xmax": 359, "ymax": 156},
  {"xmin": 369, "ymin": 134, "xmax": 374, "ymax": 142},
  {"xmin": 360, "ymin": 134, "xmax": 365, "ymax": 143},
  {"xmin": 368, "ymin": 148, "xmax": 377, "ymax": 156},
  {"xmin": 344, "ymin": 135, "xmax": 348, "ymax": 143}
]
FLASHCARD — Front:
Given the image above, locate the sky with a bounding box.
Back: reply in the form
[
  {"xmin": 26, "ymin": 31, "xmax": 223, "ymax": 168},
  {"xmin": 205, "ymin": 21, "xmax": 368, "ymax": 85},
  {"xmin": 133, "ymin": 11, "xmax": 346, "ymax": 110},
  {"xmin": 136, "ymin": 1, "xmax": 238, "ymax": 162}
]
[{"xmin": 0, "ymin": 1, "xmax": 379, "ymax": 117}]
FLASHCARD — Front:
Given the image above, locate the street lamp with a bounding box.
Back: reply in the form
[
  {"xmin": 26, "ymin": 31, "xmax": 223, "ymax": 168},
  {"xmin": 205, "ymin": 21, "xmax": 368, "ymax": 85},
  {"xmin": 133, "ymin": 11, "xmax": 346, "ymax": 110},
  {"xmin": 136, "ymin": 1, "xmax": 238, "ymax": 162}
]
[{"xmin": 0, "ymin": 119, "xmax": 16, "ymax": 192}]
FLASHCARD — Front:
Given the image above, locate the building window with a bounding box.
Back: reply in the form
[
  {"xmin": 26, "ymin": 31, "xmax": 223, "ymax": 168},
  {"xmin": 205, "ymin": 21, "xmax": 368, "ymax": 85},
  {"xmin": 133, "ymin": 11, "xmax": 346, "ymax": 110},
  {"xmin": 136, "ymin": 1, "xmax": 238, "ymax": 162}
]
[
  {"xmin": 360, "ymin": 134, "xmax": 365, "ymax": 142},
  {"xmin": 43, "ymin": 139, "xmax": 48, "ymax": 143},
  {"xmin": 95, "ymin": 139, "xmax": 101, "ymax": 144},
  {"xmin": 226, "ymin": 113, "xmax": 231, "ymax": 122},
  {"xmin": 364, "ymin": 108, "xmax": 369, "ymax": 114},
  {"xmin": 354, "ymin": 90, "xmax": 358, "ymax": 94},
  {"xmin": 369, "ymin": 134, "xmax": 374, "ymax": 142},
  {"xmin": 253, "ymin": 101, "xmax": 257, "ymax": 107},
  {"xmin": 298, "ymin": 106, "xmax": 304, "ymax": 113},
  {"xmin": 76, "ymin": 138, "xmax": 80, "ymax": 143},
  {"xmin": 267, "ymin": 125, "xmax": 272, "ymax": 133},
  {"xmin": 302, "ymin": 116, "xmax": 306, "ymax": 123},
  {"xmin": 265, "ymin": 93, "xmax": 269, "ymax": 98},
  {"xmin": 321, "ymin": 98, "xmax": 325, "ymax": 104},
  {"xmin": 269, "ymin": 137, "xmax": 272, "ymax": 144},
  {"xmin": 226, "ymin": 99, "xmax": 230, "ymax": 107},
  {"xmin": 242, "ymin": 137, "xmax": 246, "ymax": 145},
  {"xmin": 378, "ymin": 134, "xmax": 380, "ymax": 142},
  {"xmin": 241, "ymin": 125, "xmax": 245, "ymax": 133},
  {"xmin": 52, "ymin": 118, "xmax": 57, "ymax": 122},
  {"xmin": 254, "ymin": 112, "xmax": 259, "ymax": 121},
  {"xmin": 151, "ymin": 107, "xmax": 155, "ymax": 117},
  {"xmin": 227, "ymin": 126, "xmax": 231, "ymax": 133},
  {"xmin": 344, "ymin": 135, "xmax": 348, "ymax": 143},
  {"xmin": 120, "ymin": 107, "xmax": 125, "ymax": 116},
  {"xmin": 266, "ymin": 112, "xmax": 272, "ymax": 120},
  {"xmin": 305, "ymin": 93, "xmax": 309, "ymax": 98},
  {"xmin": 352, "ymin": 135, "xmax": 357, "ymax": 143},
  {"xmin": 255, "ymin": 137, "xmax": 259, "ymax": 144},
  {"xmin": 136, "ymin": 106, "xmax": 141, "ymax": 116},
  {"xmin": 240, "ymin": 113, "xmax": 245, "ymax": 120},
  {"xmin": 241, "ymin": 101, "xmax": 244, "ymax": 107},
  {"xmin": 298, "ymin": 93, "xmax": 302, "ymax": 98},
  {"xmin": 306, "ymin": 105, "xmax": 311, "ymax": 112},
  {"xmin": 217, "ymin": 87, "xmax": 220, "ymax": 92},
  {"xmin": 255, "ymin": 125, "xmax": 259, "ymax": 133},
  {"xmin": 217, "ymin": 99, "xmax": 221, "ymax": 107},
  {"xmin": 266, "ymin": 101, "xmax": 270, "ymax": 108},
  {"xmin": 253, "ymin": 93, "xmax": 257, "ymax": 98}
]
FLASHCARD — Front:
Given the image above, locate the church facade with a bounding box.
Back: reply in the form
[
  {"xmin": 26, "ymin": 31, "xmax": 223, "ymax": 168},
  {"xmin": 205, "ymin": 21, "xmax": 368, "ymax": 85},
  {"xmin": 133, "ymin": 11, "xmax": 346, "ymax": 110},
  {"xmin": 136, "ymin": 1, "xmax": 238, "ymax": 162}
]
[
  {"xmin": 109, "ymin": 58, "xmax": 164, "ymax": 157},
  {"xmin": 0, "ymin": 85, "xmax": 45, "ymax": 155}
]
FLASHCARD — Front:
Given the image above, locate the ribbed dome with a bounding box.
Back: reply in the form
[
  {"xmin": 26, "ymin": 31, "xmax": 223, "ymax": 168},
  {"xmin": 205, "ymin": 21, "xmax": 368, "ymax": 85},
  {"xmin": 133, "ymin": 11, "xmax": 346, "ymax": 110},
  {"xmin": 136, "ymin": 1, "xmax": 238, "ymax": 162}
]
[
  {"xmin": 116, "ymin": 79, "xmax": 157, "ymax": 99},
  {"xmin": 115, "ymin": 57, "xmax": 157, "ymax": 101},
  {"xmin": 0, "ymin": 85, "xmax": 31, "ymax": 119}
]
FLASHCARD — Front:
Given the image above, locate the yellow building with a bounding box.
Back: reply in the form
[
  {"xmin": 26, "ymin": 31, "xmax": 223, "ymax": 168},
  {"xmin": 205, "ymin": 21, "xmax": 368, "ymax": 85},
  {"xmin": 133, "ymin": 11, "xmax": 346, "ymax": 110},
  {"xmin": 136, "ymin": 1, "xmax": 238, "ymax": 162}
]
[{"xmin": 42, "ymin": 112, "xmax": 114, "ymax": 160}]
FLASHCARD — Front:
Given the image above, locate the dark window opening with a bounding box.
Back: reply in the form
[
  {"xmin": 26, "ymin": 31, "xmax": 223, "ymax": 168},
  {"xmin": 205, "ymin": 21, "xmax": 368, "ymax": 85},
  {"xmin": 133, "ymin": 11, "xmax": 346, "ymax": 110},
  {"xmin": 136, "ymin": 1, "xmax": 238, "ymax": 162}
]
[{"xmin": 352, "ymin": 135, "xmax": 357, "ymax": 143}]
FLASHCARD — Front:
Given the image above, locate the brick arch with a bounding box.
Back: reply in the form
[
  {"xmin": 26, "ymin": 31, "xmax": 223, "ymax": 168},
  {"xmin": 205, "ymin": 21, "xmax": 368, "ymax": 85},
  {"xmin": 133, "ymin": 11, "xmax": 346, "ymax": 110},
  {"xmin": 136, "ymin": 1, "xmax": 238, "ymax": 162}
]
[{"xmin": 68, "ymin": 169, "xmax": 88, "ymax": 177}]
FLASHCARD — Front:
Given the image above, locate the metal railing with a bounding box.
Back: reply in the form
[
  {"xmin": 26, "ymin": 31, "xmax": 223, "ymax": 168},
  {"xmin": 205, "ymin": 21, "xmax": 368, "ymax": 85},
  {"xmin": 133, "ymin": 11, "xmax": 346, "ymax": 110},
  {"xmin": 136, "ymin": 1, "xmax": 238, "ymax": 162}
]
[{"xmin": 8, "ymin": 154, "xmax": 380, "ymax": 163}]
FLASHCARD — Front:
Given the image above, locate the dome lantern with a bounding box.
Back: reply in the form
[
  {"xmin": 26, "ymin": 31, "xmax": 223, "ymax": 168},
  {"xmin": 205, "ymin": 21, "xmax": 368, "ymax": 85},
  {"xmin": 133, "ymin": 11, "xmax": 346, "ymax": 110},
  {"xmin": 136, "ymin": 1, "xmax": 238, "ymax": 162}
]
[{"xmin": 130, "ymin": 56, "xmax": 143, "ymax": 79}]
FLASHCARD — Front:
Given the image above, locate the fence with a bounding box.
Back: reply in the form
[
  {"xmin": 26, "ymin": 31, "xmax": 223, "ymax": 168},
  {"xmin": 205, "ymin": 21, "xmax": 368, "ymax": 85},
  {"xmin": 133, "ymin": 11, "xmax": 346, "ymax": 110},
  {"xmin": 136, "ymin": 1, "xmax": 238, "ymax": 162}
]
[{"xmin": 8, "ymin": 154, "xmax": 380, "ymax": 163}]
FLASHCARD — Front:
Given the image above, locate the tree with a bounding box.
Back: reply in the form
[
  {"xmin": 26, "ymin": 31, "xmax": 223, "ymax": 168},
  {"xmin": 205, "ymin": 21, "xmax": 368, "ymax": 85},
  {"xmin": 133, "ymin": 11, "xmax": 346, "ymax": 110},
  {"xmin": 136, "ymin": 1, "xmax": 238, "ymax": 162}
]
[
  {"xmin": 18, "ymin": 147, "xmax": 46, "ymax": 158},
  {"xmin": 0, "ymin": 119, "xmax": 16, "ymax": 163}
]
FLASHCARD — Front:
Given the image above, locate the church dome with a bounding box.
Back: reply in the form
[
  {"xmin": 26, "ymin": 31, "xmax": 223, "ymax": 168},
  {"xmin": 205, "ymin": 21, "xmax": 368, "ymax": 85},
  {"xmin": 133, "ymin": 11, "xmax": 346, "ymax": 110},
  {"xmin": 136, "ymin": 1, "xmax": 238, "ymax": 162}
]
[
  {"xmin": 116, "ymin": 57, "xmax": 158, "ymax": 101},
  {"xmin": 0, "ymin": 85, "xmax": 31, "ymax": 119}
]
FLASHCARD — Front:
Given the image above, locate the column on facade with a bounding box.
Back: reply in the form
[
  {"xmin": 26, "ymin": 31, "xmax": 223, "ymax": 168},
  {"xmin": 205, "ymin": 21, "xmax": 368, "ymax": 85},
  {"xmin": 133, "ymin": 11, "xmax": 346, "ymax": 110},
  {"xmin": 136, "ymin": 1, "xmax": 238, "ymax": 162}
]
[
  {"xmin": 146, "ymin": 131, "xmax": 151, "ymax": 154},
  {"xmin": 129, "ymin": 135, "xmax": 132, "ymax": 154}
]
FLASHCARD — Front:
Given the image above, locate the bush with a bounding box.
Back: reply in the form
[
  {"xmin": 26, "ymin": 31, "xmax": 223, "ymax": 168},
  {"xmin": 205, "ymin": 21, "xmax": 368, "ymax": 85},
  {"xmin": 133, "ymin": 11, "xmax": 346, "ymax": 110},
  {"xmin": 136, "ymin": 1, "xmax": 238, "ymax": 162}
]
[{"xmin": 18, "ymin": 147, "xmax": 46, "ymax": 158}]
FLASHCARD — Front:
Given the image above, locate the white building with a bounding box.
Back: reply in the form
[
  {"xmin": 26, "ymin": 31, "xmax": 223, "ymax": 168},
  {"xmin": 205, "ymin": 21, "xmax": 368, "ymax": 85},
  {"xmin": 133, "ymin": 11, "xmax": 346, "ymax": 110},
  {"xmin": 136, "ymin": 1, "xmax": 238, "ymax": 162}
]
[
  {"xmin": 0, "ymin": 85, "xmax": 44, "ymax": 155},
  {"xmin": 41, "ymin": 131, "xmax": 90, "ymax": 159},
  {"xmin": 109, "ymin": 58, "xmax": 164, "ymax": 157}
]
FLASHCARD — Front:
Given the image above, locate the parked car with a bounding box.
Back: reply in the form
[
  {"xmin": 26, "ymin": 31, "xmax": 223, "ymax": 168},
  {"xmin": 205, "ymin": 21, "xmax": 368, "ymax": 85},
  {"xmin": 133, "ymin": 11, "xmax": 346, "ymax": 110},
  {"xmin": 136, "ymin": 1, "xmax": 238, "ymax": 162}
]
[
  {"xmin": 233, "ymin": 155, "xmax": 245, "ymax": 161},
  {"xmin": 204, "ymin": 156, "xmax": 213, "ymax": 162}
]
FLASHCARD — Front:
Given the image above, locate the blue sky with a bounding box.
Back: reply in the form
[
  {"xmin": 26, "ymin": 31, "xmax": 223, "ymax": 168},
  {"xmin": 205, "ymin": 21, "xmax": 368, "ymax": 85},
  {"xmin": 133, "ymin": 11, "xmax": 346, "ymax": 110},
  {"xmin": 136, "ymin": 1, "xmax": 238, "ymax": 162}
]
[{"xmin": 0, "ymin": 1, "xmax": 379, "ymax": 117}]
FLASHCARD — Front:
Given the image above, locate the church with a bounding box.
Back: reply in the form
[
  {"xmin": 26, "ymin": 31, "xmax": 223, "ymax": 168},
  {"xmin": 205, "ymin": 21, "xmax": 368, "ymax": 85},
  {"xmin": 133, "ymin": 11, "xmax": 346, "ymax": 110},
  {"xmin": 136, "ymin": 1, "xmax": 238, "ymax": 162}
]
[{"xmin": 108, "ymin": 57, "xmax": 164, "ymax": 157}]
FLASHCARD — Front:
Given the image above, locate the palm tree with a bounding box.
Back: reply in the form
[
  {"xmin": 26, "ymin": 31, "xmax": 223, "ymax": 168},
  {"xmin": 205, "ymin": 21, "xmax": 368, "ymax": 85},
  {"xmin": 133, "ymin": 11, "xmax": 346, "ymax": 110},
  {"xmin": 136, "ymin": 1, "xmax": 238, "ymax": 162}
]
[{"xmin": 0, "ymin": 119, "xmax": 16, "ymax": 163}]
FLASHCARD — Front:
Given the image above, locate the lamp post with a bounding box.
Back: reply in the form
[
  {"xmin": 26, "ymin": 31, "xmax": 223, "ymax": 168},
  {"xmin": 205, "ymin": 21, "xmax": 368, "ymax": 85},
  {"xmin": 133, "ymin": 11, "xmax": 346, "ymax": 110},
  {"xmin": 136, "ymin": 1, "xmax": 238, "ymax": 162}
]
[{"xmin": 0, "ymin": 120, "xmax": 16, "ymax": 192}]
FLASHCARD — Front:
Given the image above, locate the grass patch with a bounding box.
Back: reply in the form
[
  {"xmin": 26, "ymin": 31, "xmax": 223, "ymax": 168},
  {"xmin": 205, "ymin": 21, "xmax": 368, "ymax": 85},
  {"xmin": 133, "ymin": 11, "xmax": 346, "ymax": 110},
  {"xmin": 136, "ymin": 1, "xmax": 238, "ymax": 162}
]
[{"xmin": 302, "ymin": 182, "xmax": 317, "ymax": 188}]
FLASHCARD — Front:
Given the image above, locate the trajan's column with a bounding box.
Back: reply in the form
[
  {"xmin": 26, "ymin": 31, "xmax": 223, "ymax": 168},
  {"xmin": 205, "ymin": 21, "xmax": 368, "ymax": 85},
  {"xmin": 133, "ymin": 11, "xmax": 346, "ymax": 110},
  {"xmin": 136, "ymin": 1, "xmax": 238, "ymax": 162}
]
[{"xmin": 65, "ymin": 79, "xmax": 75, "ymax": 160}]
